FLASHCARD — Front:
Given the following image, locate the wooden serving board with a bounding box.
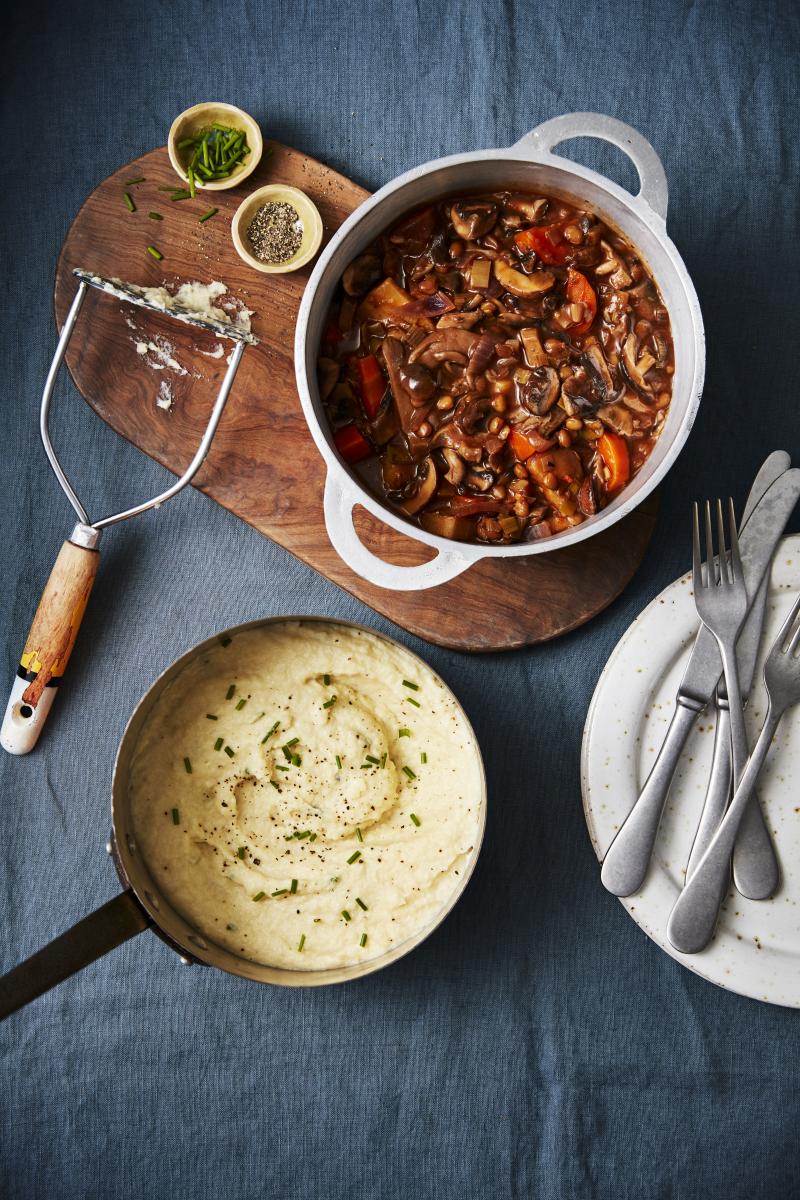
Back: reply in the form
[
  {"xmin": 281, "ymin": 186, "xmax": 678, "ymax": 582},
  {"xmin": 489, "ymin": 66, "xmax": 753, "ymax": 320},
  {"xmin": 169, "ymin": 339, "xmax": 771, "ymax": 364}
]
[{"xmin": 54, "ymin": 143, "xmax": 657, "ymax": 652}]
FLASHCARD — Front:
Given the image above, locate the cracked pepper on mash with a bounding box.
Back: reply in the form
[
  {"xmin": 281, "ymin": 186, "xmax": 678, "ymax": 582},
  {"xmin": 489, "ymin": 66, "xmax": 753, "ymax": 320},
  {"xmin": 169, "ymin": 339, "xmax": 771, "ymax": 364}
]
[{"xmin": 129, "ymin": 622, "xmax": 483, "ymax": 970}]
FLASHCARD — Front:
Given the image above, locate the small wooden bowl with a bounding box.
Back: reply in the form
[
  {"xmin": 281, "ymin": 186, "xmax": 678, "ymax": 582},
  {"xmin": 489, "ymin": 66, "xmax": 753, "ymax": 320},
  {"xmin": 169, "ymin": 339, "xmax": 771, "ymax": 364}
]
[
  {"xmin": 167, "ymin": 102, "xmax": 262, "ymax": 191},
  {"xmin": 231, "ymin": 184, "xmax": 324, "ymax": 274}
]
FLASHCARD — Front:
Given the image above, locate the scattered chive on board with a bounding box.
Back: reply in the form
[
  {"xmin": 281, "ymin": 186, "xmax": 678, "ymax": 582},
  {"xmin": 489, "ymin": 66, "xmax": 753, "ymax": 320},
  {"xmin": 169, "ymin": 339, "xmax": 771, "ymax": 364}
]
[
  {"xmin": 146, "ymin": 245, "xmax": 163, "ymax": 260},
  {"xmin": 148, "ymin": 211, "xmax": 163, "ymax": 221},
  {"xmin": 199, "ymin": 208, "xmax": 218, "ymax": 224},
  {"xmin": 125, "ymin": 176, "xmax": 145, "ymax": 185},
  {"xmin": 123, "ymin": 192, "xmax": 136, "ymax": 212}
]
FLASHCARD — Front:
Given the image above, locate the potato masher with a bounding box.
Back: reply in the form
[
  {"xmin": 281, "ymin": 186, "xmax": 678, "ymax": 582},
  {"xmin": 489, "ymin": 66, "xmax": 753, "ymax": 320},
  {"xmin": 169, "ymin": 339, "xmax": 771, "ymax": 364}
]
[{"xmin": 1, "ymin": 268, "xmax": 258, "ymax": 756}]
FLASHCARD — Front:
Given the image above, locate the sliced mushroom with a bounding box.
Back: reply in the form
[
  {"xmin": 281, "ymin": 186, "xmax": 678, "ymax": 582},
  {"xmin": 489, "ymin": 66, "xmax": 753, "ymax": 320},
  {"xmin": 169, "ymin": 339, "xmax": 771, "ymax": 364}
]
[
  {"xmin": 518, "ymin": 365, "xmax": 560, "ymax": 415},
  {"xmin": 317, "ymin": 357, "xmax": 340, "ymax": 402},
  {"xmin": 398, "ymin": 361, "xmax": 436, "ymax": 406},
  {"xmin": 622, "ymin": 389, "xmax": 652, "ymax": 414},
  {"xmin": 578, "ymin": 476, "xmax": 597, "ymax": 516},
  {"xmin": 596, "ymin": 402, "xmax": 635, "ymax": 436},
  {"xmin": 622, "ymin": 333, "xmax": 655, "ymax": 391},
  {"xmin": 342, "ymin": 254, "xmax": 382, "ymax": 297},
  {"xmin": 402, "ymin": 457, "xmax": 438, "ymax": 514},
  {"xmin": 505, "ymin": 196, "xmax": 549, "ymax": 222},
  {"xmin": 442, "ymin": 449, "xmax": 466, "ymax": 486},
  {"xmin": 450, "ymin": 201, "xmax": 497, "ymax": 241},
  {"xmin": 436, "ymin": 311, "xmax": 482, "ymax": 330},
  {"xmin": 582, "ymin": 339, "xmax": 614, "ymax": 396},
  {"xmin": 494, "ymin": 260, "xmax": 555, "ymax": 298},
  {"xmin": 594, "ymin": 241, "xmax": 632, "ymax": 289},
  {"xmin": 408, "ymin": 328, "xmax": 480, "ymax": 369}
]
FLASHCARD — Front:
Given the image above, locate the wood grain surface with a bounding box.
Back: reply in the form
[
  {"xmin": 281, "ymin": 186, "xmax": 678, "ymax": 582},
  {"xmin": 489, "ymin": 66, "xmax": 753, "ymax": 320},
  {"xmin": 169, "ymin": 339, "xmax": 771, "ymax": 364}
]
[{"xmin": 53, "ymin": 142, "xmax": 657, "ymax": 652}]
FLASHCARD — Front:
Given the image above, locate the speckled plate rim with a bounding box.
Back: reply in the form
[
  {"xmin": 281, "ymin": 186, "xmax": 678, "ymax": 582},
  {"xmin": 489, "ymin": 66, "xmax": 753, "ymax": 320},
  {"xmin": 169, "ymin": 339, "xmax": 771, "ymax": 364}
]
[{"xmin": 581, "ymin": 535, "xmax": 800, "ymax": 1008}]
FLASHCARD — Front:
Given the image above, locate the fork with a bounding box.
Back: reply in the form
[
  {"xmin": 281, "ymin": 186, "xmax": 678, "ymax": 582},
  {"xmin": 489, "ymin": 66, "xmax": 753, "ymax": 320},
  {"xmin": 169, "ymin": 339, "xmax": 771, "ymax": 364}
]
[
  {"xmin": 692, "ymin": 499, "xmax": 750, "ymax": 797},
  {"xmin": 667, "ymin": 592, "xmax": 800, "ymax": 953}
]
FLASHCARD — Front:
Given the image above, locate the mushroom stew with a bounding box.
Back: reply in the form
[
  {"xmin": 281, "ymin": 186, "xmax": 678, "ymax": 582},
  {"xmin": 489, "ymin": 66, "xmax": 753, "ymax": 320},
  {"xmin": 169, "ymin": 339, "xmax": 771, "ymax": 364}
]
[{"xmin": 317, "ymin": 192, "xmax": 674, "ymax": 544}]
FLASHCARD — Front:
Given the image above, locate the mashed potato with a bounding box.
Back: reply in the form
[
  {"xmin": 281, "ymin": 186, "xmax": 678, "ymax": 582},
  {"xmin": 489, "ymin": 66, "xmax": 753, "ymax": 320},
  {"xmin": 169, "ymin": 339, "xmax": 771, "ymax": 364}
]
[{"xmin": 129, "ymin": 621, "xmax": 484, "ymax": 970}]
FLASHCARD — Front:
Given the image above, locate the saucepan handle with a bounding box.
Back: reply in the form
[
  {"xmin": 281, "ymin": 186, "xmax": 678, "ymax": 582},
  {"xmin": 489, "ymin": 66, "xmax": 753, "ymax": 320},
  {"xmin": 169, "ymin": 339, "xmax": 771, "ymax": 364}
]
[
  {"xmin": 323, "ymin": 474, "xmax": 474, "ymax": 592},
  {"xmin": 0, "ymin": 890, "xmax": 151, "ymax": 1020},
  {"xmin": 512, "ymin": 112, "xmax": 669, "ymax": 223}
]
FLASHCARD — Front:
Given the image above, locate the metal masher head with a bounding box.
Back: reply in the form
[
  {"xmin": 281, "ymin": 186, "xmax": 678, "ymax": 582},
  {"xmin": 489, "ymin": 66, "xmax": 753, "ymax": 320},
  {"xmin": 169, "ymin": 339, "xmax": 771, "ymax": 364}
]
[{"xmin": 1, "ymin": 268, "xmax": 259, "ymax": 755}]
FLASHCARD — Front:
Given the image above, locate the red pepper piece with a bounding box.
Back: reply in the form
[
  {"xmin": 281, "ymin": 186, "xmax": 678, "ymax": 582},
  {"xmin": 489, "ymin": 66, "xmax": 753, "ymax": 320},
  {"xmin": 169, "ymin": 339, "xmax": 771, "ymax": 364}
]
[
  {"xmin": 334, "ymin": 424, "xmax": 373, "ymax": 464},
  {"xmin": 354, "ymin": 354, "xmax": 387, "ymax": 420}
]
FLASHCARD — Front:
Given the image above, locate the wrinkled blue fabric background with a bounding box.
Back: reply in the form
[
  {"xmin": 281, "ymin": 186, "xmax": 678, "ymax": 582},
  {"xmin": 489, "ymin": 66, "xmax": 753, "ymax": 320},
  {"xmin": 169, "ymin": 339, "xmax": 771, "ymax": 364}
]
[{"xmin": 2, "ymin": 2, "xmax": 799, "ymax": 1197}]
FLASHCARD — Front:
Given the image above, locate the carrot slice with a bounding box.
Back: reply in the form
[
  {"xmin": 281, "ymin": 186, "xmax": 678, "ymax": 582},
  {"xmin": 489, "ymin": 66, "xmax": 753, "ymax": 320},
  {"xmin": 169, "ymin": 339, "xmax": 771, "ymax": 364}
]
[
  {"xmin": 564, "ymin": 268, "xmax": 597, "ymax": 336},
  {"xmin": 597, "ymin": 431, "xmax": 630, "ymax": 494}
]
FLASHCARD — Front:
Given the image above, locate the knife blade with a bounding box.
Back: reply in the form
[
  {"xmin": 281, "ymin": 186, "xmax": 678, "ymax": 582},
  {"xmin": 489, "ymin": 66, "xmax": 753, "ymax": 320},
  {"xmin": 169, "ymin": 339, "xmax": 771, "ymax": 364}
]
[
  {"xmin": 685, "ymin": 453, "xmax": 790, "ymax": 891},
  {"xmin": 601, "ymin": 464, "xmax": 800, "ymax": 898}
]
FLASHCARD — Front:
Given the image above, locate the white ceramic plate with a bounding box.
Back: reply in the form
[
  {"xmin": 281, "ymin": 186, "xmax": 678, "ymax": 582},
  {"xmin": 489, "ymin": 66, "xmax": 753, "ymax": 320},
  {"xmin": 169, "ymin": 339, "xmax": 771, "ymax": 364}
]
[{"xmin": 582, "ymin": 534, "xmax": 800, "ymax": 1006}]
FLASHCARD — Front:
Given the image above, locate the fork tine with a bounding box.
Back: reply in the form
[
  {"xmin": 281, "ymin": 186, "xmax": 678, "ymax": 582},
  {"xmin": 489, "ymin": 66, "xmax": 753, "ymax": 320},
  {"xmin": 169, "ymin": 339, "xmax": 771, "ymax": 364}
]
[
  {"xmin": 692, "ymin": 502, "xmax": 703, "ymax": 592},
  {"xmin": 716, "ymin": 498, "xmax": 729, "ymax": 585},
  {"xmin": 777, "ymin": 593, "xmax": 800, "ymax": 654},
  {"xmin": 728, "ymin": 497, "xmax": 743, "ymax": 584},
  {"xmin": 704, "ymin": 500, "xmax": 716, "ymax": 588}
]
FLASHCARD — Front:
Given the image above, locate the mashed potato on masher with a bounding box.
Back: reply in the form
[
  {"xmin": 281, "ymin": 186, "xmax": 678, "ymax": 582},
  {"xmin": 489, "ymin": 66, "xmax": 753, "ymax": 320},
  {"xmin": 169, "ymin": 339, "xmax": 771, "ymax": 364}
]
[{"xmin": 129, "ymin": 621, "xmax": 483, "ymax": 970}]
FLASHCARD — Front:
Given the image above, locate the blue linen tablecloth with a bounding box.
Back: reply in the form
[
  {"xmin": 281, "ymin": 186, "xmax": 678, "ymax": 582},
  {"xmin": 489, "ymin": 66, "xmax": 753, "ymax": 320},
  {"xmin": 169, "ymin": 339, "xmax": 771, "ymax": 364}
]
[{"xmin": 3, "ymin": 1, "xmax": 800, "ymax": 1196}]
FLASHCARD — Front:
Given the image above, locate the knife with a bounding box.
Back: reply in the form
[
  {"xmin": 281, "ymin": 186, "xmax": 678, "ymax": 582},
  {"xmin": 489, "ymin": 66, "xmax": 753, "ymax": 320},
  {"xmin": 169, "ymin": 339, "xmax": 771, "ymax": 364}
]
[
  {"xmin": 601, "ymin": 463, "xmax": 800, "ymax": 898},
  {"xmin": 686, "ymin": 454, "xmax": 790, "ymax": 896}
]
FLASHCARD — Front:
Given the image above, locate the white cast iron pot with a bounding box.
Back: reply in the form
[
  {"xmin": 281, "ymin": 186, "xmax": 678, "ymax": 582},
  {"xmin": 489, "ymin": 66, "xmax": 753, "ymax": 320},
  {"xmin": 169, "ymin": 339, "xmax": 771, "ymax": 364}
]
[{"xmin": 295, "ymin": 112, "xmax": 705, "ymax": 591}]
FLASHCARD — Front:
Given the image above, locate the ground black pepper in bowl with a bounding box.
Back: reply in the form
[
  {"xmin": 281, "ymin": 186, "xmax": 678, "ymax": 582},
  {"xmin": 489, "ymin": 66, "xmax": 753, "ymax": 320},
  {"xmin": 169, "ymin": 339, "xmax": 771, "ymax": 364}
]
[{"xmin": 246, "ymin": 201, "xmax": 304, "ymax": 264}]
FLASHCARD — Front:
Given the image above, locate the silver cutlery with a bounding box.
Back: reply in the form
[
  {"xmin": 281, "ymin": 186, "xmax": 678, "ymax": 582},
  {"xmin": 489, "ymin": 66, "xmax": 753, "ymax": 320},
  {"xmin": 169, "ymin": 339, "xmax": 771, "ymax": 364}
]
[
  {"xmin": 601, "ymin": 464, "xmax": 800, "ymax": 898},
  {"xmin": 690, "ymin": 497, "xmax": 749, "ymax": 828},
  {"xmin": 687, "ymin": 540, "xmax": 779, "ymax": 900},
  {"xmin": 667, "ymin": 593, "xmax": 800, "ymax": 953},
  {"xmin": 686, "ymin": 454, "xmax": 788, "ymax": 895}
]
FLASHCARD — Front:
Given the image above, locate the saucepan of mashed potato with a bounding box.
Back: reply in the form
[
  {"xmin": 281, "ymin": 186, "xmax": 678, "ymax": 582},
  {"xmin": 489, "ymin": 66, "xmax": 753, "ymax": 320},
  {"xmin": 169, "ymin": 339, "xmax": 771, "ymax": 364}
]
[{"xmin": 115, "ymin": 618, "xmax": 486, "ymax": 983}]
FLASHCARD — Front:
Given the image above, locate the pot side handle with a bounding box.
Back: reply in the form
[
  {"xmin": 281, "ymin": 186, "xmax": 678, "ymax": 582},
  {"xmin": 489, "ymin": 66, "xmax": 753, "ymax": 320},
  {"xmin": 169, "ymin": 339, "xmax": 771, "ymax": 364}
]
[
  {"xmin": 0, "ymin": 890, "xmax": 151, "ymax": 1020},
  {"xmin": 513, "ymin": 112, "xmax": 669, "ymax": 223},
  {"xmin": 323, "ymin": 474, "xmax": 473, "ymax": 592}
]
